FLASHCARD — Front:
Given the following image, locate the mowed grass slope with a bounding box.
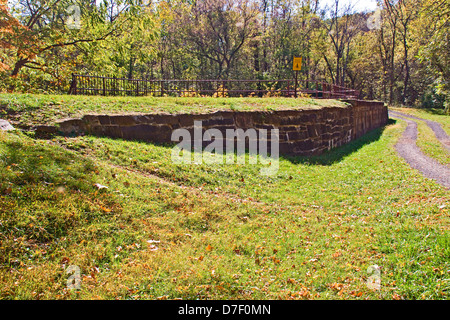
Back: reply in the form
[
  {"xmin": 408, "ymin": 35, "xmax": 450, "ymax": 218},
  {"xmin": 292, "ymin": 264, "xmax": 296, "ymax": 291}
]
[
  {"xmin": 0, "ymin": 97, "xmax": 449, "ymax": 300},
  {"xmin": 0, "ymin": 93, "xmax": 347, "ymax": 128}
]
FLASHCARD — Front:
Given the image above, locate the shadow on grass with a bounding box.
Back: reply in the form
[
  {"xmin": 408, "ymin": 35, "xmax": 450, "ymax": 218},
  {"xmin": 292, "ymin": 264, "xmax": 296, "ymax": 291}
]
[
  {"xmin": 62, "ymin": 120, "xmax": 394, "ymax": 169},
  {"xmin": 1, "ymin": 132, "xmax": 97, "ymax": 190},
  {"xmin": 281, "ymin": 120, "xmax": 395, "ymax": 166},
  {"xmin": 156, "ymin": 121, "xmax": 393, "ymax": 167}
]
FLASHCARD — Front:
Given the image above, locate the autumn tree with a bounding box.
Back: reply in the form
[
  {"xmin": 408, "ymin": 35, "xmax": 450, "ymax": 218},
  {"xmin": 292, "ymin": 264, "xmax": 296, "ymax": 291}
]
[
  {"xmin": 321, "ymin": 0, "xmax": 364, "ymax": 86},
  {"xmin": 0, "ymin": 0, "xmax": 28, "ymax": 72},
  {"xmin": 416, "ymin": 0, "xmax": 450, "ymax": 112},
  {"xmin": 383, "ymin": 0, "xmax": 420, "ymax": 104},
  {"xmin": 80, "ymin": 2, "xmax": 158, "ymax": 79},
  {"xmin": 0, "ymin": 0, "xmax": 142, "ymax": 89},
  {"xmin": 1, "ymin": 0, "xmax": 447, "ymax": 111},
  {"xmin": 181, "ymin": 0, "xmax": 260, "ymax": 79}
]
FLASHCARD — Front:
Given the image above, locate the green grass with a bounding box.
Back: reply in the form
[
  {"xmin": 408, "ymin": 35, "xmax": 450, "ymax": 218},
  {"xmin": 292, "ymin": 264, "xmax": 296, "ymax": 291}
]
[
  {"xmin": 0, "ymin": 93, "xmax": 348, "ymax": 128},
  {"xmin": 415, "ymin": 120, "xmax": 450, "ymax": 167},
  {"xmin": 1, "ymin": 111, "xmax": 449, "ymax": 300}
]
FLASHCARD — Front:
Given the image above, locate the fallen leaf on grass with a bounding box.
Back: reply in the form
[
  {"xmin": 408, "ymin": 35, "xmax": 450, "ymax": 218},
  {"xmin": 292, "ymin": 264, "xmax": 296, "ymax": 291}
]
[
  {"xmin": 60, "ymin": 257, "xmax": 70, "ymax": 265},
  {"xmin": 56, "ymin": 186, "xmax": 65, "ymax": 193},
  {"xmin": 298, "ymin": 290, "xmax": 310, "ymax": 298},
  {"xmin": 350, "ymin": 291, "xmax": 363, "ymax": 297}
]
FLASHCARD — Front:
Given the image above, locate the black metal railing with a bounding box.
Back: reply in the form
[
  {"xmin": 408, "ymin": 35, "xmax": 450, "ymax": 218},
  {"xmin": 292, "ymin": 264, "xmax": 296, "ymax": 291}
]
[{"xmin": 69, "ymin": 74, "xmax": 359, "ymax": 99}]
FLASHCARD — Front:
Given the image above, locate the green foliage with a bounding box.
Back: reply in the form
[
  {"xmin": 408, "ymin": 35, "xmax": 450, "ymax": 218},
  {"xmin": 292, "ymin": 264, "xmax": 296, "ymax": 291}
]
[
  {"xmin": 0, "ymin": 0, "xmax": 153, "ymax": 91},
  {"xmin": 421, "ymin": 86, "xmax": 447, "ymax": 110},
  {"xmin": 1, "ymin": 0, "xmax": 449, "ymax": 109}
]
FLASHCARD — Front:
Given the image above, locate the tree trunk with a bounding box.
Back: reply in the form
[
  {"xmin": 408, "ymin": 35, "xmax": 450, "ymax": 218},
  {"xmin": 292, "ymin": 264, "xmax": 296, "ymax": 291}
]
[
  {"xmin": 128, "ymin": 57, "xmax": 134, "ymax": 79},
  {"xmin": 402, "ymin": 39, "xmax": 410, "ymax": 105},
  {"xmin": 389, "ymin": 29, "xmax": 396, "ymax": 104},
  {"xmin": 11, "ymin": 59, "xmax": 28, "ymax": 77},
  {"xmin": 9, "ymin": 58, "xmax": 28, "ymax": 91}
]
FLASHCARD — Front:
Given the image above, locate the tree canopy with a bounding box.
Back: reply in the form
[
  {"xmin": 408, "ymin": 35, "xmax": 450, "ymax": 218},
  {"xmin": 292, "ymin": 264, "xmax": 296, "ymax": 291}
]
[{"xmin": 0, "ymin": 0, "xmax": 449, "ymax": 111}]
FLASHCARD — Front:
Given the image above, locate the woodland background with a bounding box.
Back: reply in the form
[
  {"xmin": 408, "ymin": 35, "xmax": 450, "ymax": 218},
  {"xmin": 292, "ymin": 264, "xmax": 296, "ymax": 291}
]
[{"xmin": 0, "ymin": 0, "xmax": 448, "ymax": 111}]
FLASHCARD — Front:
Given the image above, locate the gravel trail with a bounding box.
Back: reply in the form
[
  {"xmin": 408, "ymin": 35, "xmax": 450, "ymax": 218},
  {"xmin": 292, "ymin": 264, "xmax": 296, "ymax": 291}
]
[
  {"xmin": 389, "ymin": 111, "xmax": 450, "ymax": 189},
  {"xmin": 389, "ymin": 110, "xmax": 450, "ymax": 151}
]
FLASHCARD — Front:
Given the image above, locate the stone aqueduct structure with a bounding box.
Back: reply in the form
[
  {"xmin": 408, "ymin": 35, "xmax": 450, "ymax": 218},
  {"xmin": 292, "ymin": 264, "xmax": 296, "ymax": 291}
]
[{"xmin": 39, "ymin": 99, "xmax": 388, "ymax": 156}]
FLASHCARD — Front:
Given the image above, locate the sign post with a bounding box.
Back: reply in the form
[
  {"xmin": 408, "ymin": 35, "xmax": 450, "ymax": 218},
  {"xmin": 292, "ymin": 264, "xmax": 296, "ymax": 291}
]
[{"xmin": 293, "ymin": 56, "xmax": 302, "ymax": 98}]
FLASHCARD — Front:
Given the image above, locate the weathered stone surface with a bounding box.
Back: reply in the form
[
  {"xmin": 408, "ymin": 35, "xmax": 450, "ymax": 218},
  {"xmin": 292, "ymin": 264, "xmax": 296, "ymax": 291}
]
[
  {"xmin": 203, "ymin": 117, "xmax": 234, "ymax": 127},
  {"xmin": 109, "ymin": 115, "xmax": 142, "ymax": 126},
  {"xmin": 35, "ymin": 125, "xmax": 57, "ymax": 137},
  {"xmin": 285, "ymin": 131, "xmax": 308, "ymax": 141},
  {"xmin": 58, "ymin": 119, "xmax": 86, "ymax": 134},
  {"xmin": 43, "ymin": 100, "xmax": 387, "ymax": 156},
  {"xmin": 97, "ymin": 115, "xmax": 111, "ymax": 126},
  {"xmin": 121, "ymin": 124, "xmax": 173, "ymax": 142},
  {"xmin": 234, "ymin": 113, "xmax": 254, "ymax": 128}
]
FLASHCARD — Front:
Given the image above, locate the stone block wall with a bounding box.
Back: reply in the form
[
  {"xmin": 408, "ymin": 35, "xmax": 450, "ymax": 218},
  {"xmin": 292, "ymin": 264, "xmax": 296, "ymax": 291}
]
[{"xmin": 47, "ymin": 99, "xmax": 387, "ymax": 156}]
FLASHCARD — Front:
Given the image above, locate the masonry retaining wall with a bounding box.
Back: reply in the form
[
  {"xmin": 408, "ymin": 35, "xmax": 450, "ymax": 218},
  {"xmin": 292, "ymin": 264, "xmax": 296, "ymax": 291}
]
[{"xmin": 40, "ymin": 99, "xmax": 388, "ymax": 156}]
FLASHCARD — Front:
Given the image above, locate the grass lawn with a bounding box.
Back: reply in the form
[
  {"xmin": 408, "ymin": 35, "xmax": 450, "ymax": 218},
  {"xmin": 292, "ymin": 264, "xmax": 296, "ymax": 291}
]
[
  {"xmin": 415, "ymin": 120, "xmax": 450, "ymax": 167},
  {"xmin": 0, "ymin": 96, "xmax": 449, "ymax": 300},
  {"xmin": 0, "ymin": 93, "xmax": 347, "ymax": 128}
]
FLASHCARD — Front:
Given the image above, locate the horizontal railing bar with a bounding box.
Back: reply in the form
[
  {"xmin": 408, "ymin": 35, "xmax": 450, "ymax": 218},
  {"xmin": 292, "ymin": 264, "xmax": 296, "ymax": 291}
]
[{"xmin": 70, "ymin": 74, "xmax": 359, "ymax": 99}]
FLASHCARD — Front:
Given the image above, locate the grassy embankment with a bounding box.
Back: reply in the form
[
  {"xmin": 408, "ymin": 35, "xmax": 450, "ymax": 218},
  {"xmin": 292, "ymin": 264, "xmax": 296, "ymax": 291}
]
[
  {"xmin": 0, "ymin": 93, "xmax": 347, "ymax": 128},
  {"xmin": 0, "ymin": 94, "xmax": 449, "ymax": 300}
]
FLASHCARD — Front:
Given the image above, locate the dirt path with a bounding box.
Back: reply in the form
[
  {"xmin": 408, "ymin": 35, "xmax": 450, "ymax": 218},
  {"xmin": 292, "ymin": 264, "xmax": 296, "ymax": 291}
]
[
  {"xmin": 389, "ymin": 110, "xmax": 450, "ymax": 151},
  {"xmin": 389, "ymin": 111, "xmax": 450, "ymax": 189}
]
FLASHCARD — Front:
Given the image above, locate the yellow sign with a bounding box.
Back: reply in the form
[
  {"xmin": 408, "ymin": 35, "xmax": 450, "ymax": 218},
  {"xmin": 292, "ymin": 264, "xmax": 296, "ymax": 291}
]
[{"xmin": 293, "ymin": 56, "xmax": 302, "ymax": 71}]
